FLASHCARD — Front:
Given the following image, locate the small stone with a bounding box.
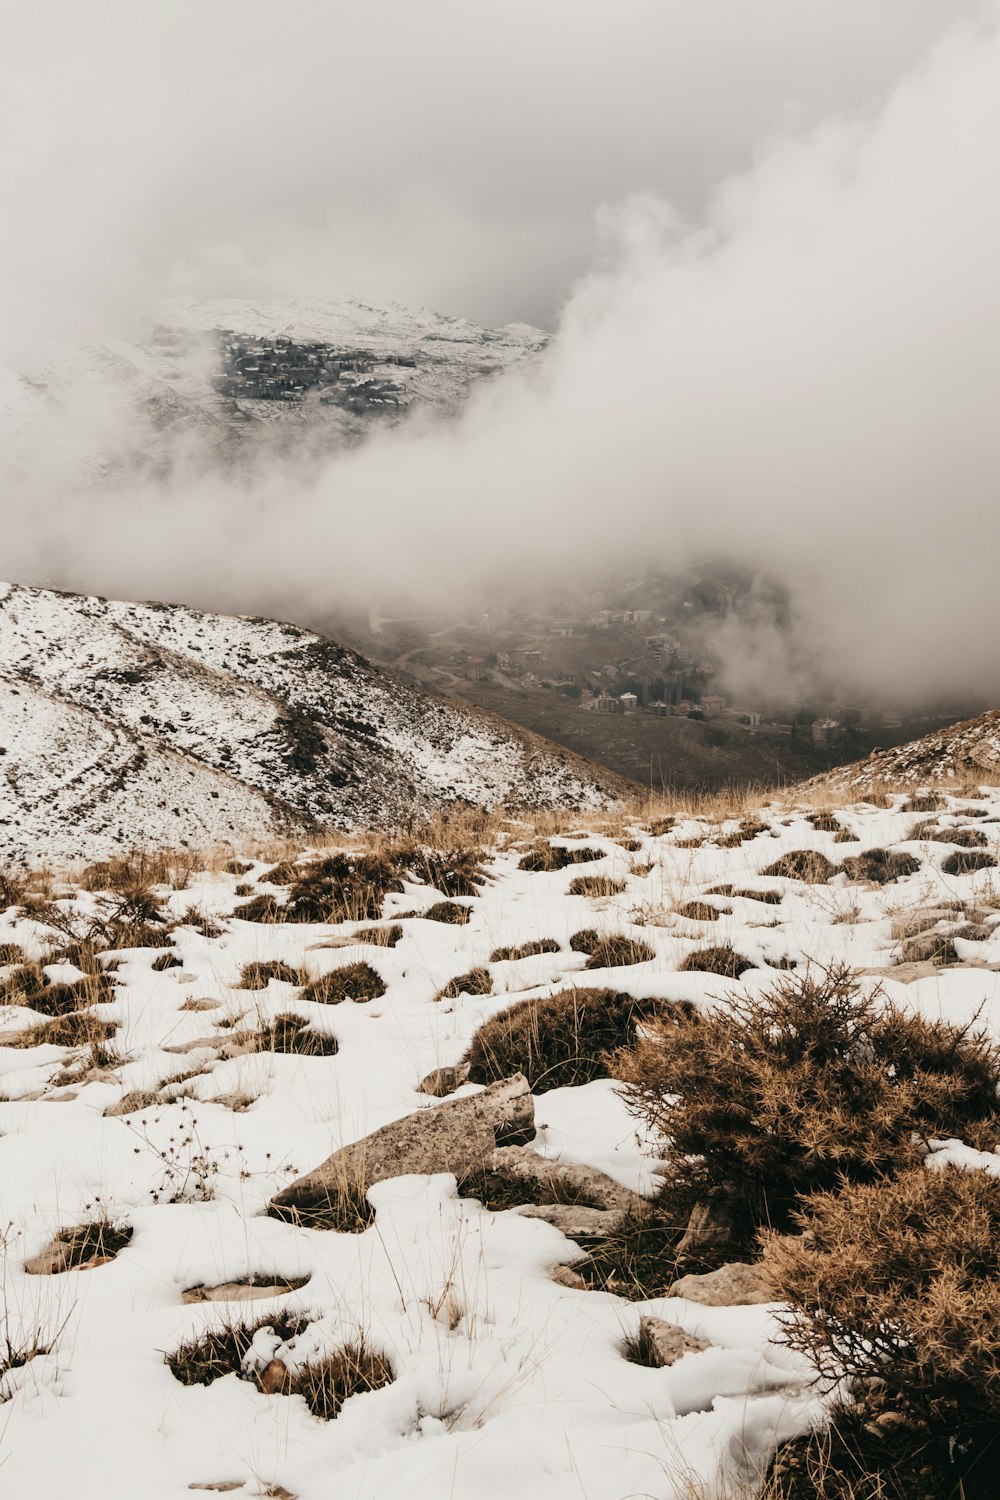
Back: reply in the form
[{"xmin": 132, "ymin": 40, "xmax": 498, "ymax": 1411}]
[
  {"xmin": 257, "ymin": 1359, "xmax": 295, "ymax": 1396},
  {"xmin": 551, "ymin": 1264, "xmax": 588, "ymax": 1290},
  {"xmin": 518, "ymin": 1204, "xmax": 624, "ymax": 1237},
  {"xmin": 675, "ymin": 1200, "xmax": 734, "ymax": 1263},
  {"xmin": 667, "ymin": 1261, "xmax": 773, "ymax": 1306},
  {"xmin": 638, "ymin": 1314, "xmax": 710, "ymax": 1366}
]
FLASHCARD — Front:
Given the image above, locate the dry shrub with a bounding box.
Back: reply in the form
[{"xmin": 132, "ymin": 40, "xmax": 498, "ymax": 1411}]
[
  {"xmin": 676, "ymin": 901, "xmax": 721, "ymax": 922},
  {"xmin": 678, "ymin": 944, "xmax": 754, "ymax": 978},
  {"xmin": 465, "ymin": 987, "xmax": 680, "ymax": 1093},
  {"xmin": 942, "ymin": 850, "xmax": 997, "ymax": 876},
  {"xmin": 761, "ymin": 850, "xmax": 840, "ymax": 883},
  {"xmin": 237, "ymin": 960, "xmax": 305, "ymax": 990},
  {"xmin": 518, "ymin": 843, "xmax": 604, "ymax": 872},
  {"xmin": 842, "ymin": 849, "xmax": 922, "ymax": 884},
  {"xmin": 807, "ymin": 811, "xmax": 842, "ymax": 832},
  {"xmin": 832, "ymin": 829, "xmax": 857, "ymax": 844},
  {"xmin": 224, "ymin": 858, "xmax": 255, "ymax": 876},
  {"xmin": 300, "ymin": 962, "xmax": 386, "ymax": 1004},
  {"xmin": 457, "ymin": 1160, "xmax": 601, "ymax": 1213},
  {"xmin": 0, "ymin": 871, "xmax": 26, "ymax": 910},
  {"xmin": 151, "ymin": 952, "xmax": 181, "ymax": 972},
  {"xmin": 489, "ymin": 939, "xmax": 561, "ymax": 962},
  {"xmin": 0, "ymin": 943, "xmax": 25, "ymax": 965},
  {"xmin": 615, "ymin": 967, "xmax": 1000, "ymax": 1251},
  {"xmin": 583, "ymin": 935, "xmax": 655, "ymax": 969},
  {"xmin": 568, "ymin": 875, "xmax": 626, "ymax": 897},
  {"xmin": 167, "ymin": 1311, "xmax": 308, "ymax": 1386},
  {"xmin": 903, "ymin": 792, "xmax": 947, "ymax": 812},
  {"xmin": 763, "ymin": 1166, "xmax": 1000, "ymax": 1489},
  {"xmin": 434, "ymin": 968, "xmax": 492, "ymax": 1001},
  {"xmin": 421, "ymin": 901, "xmax": 471, "ymax": 925}
]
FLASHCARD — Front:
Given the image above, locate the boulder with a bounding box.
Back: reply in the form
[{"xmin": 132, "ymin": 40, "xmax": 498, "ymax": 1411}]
[
  {"xmin": 181, "ymin": 1276, "xmax": 309, "ymax": 1304},
  {"xmin": 667, "ymin": 1261, "xmax": 773, "ymax": 1306},
  {"xmin": 638, "ymin": 1314, "xmax": 710, "ymax": 1366},
  {"xmin": 889, "ymin": 907, "xmax": 960, "ymax": 940},
  {"xmin": 675, "ymin": 1200, "xmax": 734, "ymax": 1263},
  {"xmin": 268, "ymin": 1074, "xmax": 534, "ymax": 1221},
  {"xmin": 486, "ymin": 1144, "xmax": 645, "ymax": 1214},
  {"xmin": 517, "ymin": 1204, "xmax": 624, "ymax": 1238}
]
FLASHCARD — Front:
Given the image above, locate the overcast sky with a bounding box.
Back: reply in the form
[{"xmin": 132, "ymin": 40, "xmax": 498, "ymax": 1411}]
[{"xmin": 2, "ymin": 0, "xmax": 992, "ymax": 334}]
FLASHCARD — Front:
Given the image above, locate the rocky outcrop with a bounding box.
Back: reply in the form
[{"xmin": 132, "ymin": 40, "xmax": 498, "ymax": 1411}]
[
  {"xmin": 637, "ymin": 1315, "xmax": 710, "ymax": 1366},
  {"xmin": 667, "ymin": 1261, "xmax": 773, "ymax": 1306},
  {"xmin": 268, "ymin": 1075, "xmax": 535, "ymax": 1221}
]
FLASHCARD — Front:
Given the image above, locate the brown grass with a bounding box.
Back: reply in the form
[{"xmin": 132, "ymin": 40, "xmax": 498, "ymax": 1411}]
[
  {"xmin": 434, "ymin": 968, "xmax": 493, "ymax": 1001},
  {"xmin": 677, "ymin": 945, "xmax": 755, "ymax": 978},
  {"xmin": 583, "ymin": 935, "xmax": 656, "ymax": 969},
  {"xmin": 300, "ymin": 962, "xmax": 386, "ymax": 1004},
  {"xmin": 236, "ymin": 960, "xmax": 306, "ymax": 989},
  {"xmin": 489, "ymin": 939, "xmax": 561, "ymax": 962},
  {"xmin": 568, "ymin": 875, "xmax": 626, "ymax": 897}
]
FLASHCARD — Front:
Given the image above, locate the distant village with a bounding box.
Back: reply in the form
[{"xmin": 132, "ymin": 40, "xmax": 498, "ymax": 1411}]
[
  {"xmin": 438, "ymin": 604, "xmax": 907, "ymax": 748},
  {"xmin": 150, "ymin": 326, "xmax": 410, "ymax": 414}
]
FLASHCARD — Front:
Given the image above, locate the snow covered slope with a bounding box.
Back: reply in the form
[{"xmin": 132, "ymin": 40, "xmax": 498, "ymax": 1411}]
[
  {"xmin": 802, "ymin": 708, "xmax": 1000, "ymax": 797},
  {"xmin": 1, "ymin": 803, "xmax": 999, "ymax": 1498},
  {"xmin": 0, "ymin": 583, "xmax": 627, "ymax": 865}
]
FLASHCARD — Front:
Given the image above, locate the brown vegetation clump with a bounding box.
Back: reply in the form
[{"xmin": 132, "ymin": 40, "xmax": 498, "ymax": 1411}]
[
  {"xmin": 583, "ymin": 935, "xmax": 656, "ymax": 969},
  {"xmin": 717, "ymin": 817, "xmax": 770, "ymax": 848},
  {"xmin": 233, "ymin": 893, "xmax": 285, "ymax": 922},
  {"xmin": 569, "ymin": 928, "xmax": 600, "ymax": 954},
  {"xmin": 353, "ymin": 924, "xmax": 403, "ymax": 947},
  {"xmin": 614, "ymin": 966, "xmax": 1000, "ymax": 1252},
  {"xmin": 294, "ymin": 1341, "xmax": 394, "ymax": 1421},
  {"xmin": 411, "ymin": 845, "xmax": 486, "ymax": 898},
  {"xmin": 761, "ymin": 850, "xmax": 840, "ymax": 884},
  {"xmin": 577, "ymin": 1204, "xmax": 685, "ymax": 1299},
  {"xmin": 708, "ymin": 884, "xmax": 783, "ymax": 905},
  {"xmin": 916, "ymin": 825, "xmax": 988, "ymax": 848},
  {"xmin": 568, "ymin": 875, "xmax": 627, "ymax": 897},
  {"xmin": 0, "ymin": 942, "xmax": 25, "ymax": 965},
  {"xmin": 434, "ymin": 968, "xmax": 492, "ymax": 1001},
  {"xmin": 48, "ymin": 1218, "xmax": 133, "ymax": 1271},
  {"xmin": 465, "ymin": 987, "xmax": 680, "ymax": 1093},
  {"xmin": 942, "ymin": 849, "xmax": 997, "ymax": 876},
  {"xmin": 8, "ymin": 1012, "xmax": 118, "ymax": 1050},
  {"xmin": 762, "ymin": 1166, "xmax": 1000, "ymax": 1491},
  {"xmin": 236, "ymin": 960, "xmax": 305, "ymax": 990},
  {"xmin": 167, "ymin": 1311, "xmax": 308, "ymax": 1387},
  {"xmin": 489, "ymin": 939, "xmax": 561, "ymax": 962},
  {"xmin": 677, "ymin": 945, "xmax": 755, "ymax": 978},
  {"xmin": 300, "ymin": 962, "xmax": 386, "ymax": 1005},
  {"xmin": 676, "ymin": 901, "xmax": 722, "ymax": 922},
  {"xmin": 902, "ymin": 792, "xmax": 947, "ymax": 813},
  {"xmin": 249, "ymin": 1014, "xmax": 339, "ymax": 1057},
  {"xmin": 518, "ymin": 843, "xmax": 604, "ymax": 873},
  {"xmin": 284, "ymin": 852, "xmax": 406, "ymax": 924},
  {"xmin": 421, "ymin": 901, "xmax": 471, "ymax": 925},
  {"xmin": 806, "ymin": 811, "xmax": 842, "ymax": 833},
  {"xmin": 841, "ymin": 848, "xmax": 922, "ymax": 884}
]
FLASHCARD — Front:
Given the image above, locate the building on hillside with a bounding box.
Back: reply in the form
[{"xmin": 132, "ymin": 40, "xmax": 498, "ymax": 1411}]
[
  {"xmin": 619, "ymin": 692, "xmax": 639, "ymax": 714},
  {"xmin": 672, "ymin": 699, "xmax": 694, "ymax": 716},
  {"xmin": 702, "ymin": 694, "xmax": 727, "ymax": 717},
  {"xmin": 465, "ymin": 656, "xmax": 488, "ymax": 681},
  {"xmin": 602, "ymin": 664, "xmax": 620, "ymax": 680},
  {"xmin": 812, "ymin": 717, "xmax": 845, "ymax": 748},
  {"xmin": 648, "ymin": 700, "xmax": 669, "ymax": 717},
  {"xmin": 595, "ymin": 694, "xmax": 621, "ymax": 713},
  {"xmin": 496, "ymin": 652, "xmax": 513, "ymax": 673},
  {"xmin": 517, "ymin": 649, "xmax": 544, "ymax": 670}
]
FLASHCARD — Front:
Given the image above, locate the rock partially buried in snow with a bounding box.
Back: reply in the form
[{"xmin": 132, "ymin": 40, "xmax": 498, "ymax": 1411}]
[
  {"xmin": 268, "ymin": 1074, "xmax": 535, "ymax": 1221},
  {"xmin": 667, "ymin": 1261, "xmax": 773, "ymax": 1306},
  {"xmin": 181, "ymin": 1276, "xmax": 310, "ymax": 1304},
  {"xmin": 518, "ymin": 1204, "xmax": 625, "ymax": 1238},
  {"xmin": 417, "ymin": 1062, "xmax": 471, "ymax": 1097},
  {"xmin": 638, "ymin": 1315, "xmax": 711, "ymax": 1366},
  {"xmin": 486, "ymin": 1144, "xmax": 646, "ymax": 1214}
]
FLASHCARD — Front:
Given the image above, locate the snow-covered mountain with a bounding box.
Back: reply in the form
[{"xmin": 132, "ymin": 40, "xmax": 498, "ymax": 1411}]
[
  {"xmin": 1, "ymin": 296, "xmax": 547, "ymax": 477},
  {"xmin": 0, "ymin": 582, "xmax": 626, "ymax": 865}
]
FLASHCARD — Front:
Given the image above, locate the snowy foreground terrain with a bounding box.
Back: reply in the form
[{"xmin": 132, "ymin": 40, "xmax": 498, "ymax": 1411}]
[
  {"xmin": 2, "ymin": 794, "xmax": 1000, "ymax": 1499},
  {"xmin": 0, "ymin": 582, "xmax": 626, "ymax": 864}
]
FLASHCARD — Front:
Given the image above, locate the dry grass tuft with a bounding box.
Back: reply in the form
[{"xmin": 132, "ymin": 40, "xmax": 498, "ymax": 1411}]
[
  {"xmin": 677, "ymin": 945, "xmax": 755, "ymax": 978},
  {"xmin": 518, "ymin": 843, "xmax": 605, "ymax": 873},
  {"xmin": 761, "ymin": 850, "xmax": 840, "ymax": 884},
  {"xmin": 942, "ymin": 849, "xmax": 997, "ymax": 876},
  {"xmin": 583, "ymin": 935, "xmax": 655, "ymax": 969},
  {"xmin": 421, "ymin": 901, "xmax": 471, "ymax": 925},
  {"xmin": 465, "ymin": 987, "xmax": 683, "ymax": 1093},
  {"xmin": 434, "ymin": 968, "xmax": 493, "ymax": 1001},
  {"xmin": 568, "ymin": 875, "xmax": 626, "ymax": 897},
  {"xmin": 841, "ymin": 849, "xmax": 922, "ymax": 884},
  {"xmin": 236, "ymin": 960, "xmax": 305, "ymax": 990},
  {"xmin": 489, "ymin": 939, "xmax": 561, "ymax": 962},
  {"xmin": 300, "ymin": 962, "xmax": 386, "ymax": 1005}
]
